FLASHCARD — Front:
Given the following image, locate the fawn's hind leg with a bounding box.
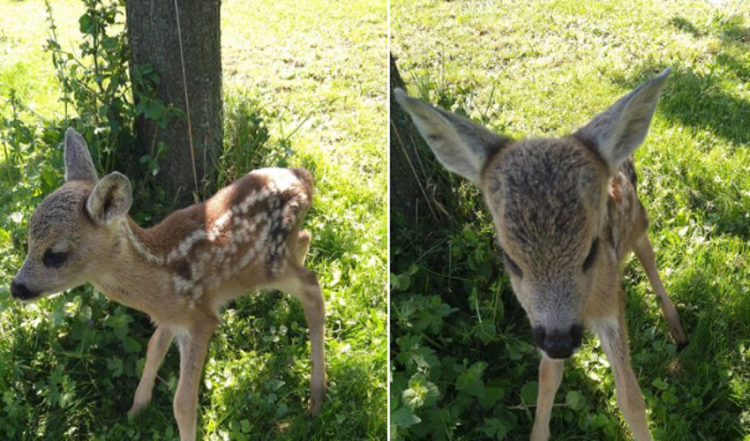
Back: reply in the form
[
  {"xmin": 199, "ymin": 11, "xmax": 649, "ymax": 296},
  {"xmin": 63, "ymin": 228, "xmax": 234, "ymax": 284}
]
[
  {"xmin": 173, "ymin": 323, "xmax": 216, "ymax": 441},
  {"xmin": 298, "ymin": 268, "xmax": 326, "ymax": 414},
  {"xmin": 270, "ymin": 249, "xmax": 326, "ymax": 415},
  {"xmin": 592, "ymin": 313, "xmax": 652, "ymax": 441},
  {"xmin": 293, "ymin": 230, "xmax": 311, "ymax": 266},
  {"xmin": 633, "ymin": 237, "xmax": 688, "ymax": 348}
]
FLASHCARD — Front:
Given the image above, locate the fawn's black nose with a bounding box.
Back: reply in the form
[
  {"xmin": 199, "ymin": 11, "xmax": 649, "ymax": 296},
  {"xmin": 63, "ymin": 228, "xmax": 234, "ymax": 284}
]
[
  {"xmin": 10, "ymin": 280, "xmax": 38, "ymax": 300},
  {"xmin": 532, "ymin": 324, "xmax": 584, "ymax": 359}
]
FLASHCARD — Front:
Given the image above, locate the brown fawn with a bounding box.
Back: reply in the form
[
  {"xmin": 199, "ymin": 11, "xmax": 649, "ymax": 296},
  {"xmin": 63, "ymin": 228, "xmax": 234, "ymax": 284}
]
[
  {"xmin": 10, "ymin": 128, "xmax": 326, "ymax": 441},
  {"xmin": 395, "ymin": 68, "xmax": 687, "ymax": 441}
]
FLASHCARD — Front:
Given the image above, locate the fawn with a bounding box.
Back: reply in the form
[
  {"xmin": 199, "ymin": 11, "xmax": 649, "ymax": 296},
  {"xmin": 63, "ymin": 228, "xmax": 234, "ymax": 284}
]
[
  {"xmin": 10, "ymin": 129, "xmax": 326, "ymax": 441},
  {"xmin": 395, "ymin": 68, "xmax": 688, "ymax": 441}
]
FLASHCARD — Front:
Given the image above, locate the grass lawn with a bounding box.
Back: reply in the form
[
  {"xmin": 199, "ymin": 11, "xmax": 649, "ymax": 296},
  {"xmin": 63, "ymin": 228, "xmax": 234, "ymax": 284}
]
[
  {"xmin": 390, "ymin": 0, "xmax": 750, "ymax": 440},
  {"xmin": 0, "ymin": 0, "xmax": 387, "ymax": 440}
]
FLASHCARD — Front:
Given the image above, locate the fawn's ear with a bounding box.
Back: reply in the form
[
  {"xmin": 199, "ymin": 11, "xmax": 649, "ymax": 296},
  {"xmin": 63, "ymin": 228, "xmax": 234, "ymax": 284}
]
[
  {"xmin": 86, "ymin": 172, "xmax": 132, "ymax": 224},
  {"xmin": 64, "ymin": 128, "xmax": 98, "ymax": 182},
  {"xmin": 575, "ymin": 68, "xmax": 670, "ymax": 172},
  {"xmin": 394, "ymin": 88, "xmax": 511, "ymax": 185}
]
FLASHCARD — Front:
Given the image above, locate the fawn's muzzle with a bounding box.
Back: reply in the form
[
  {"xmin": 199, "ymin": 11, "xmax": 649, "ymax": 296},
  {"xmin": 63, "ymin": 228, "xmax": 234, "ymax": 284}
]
[
  {"xmin": 532, "ymin": 324, "xmax": 584, "ymax": 359},
  {"xmin": 10, "ymin": 279, "xmax": 40, "ymax": 300}
]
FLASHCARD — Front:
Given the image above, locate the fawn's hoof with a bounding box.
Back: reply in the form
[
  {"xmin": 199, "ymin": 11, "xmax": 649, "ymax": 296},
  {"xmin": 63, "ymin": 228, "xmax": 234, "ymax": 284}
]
[
  {"xmin": 127, "ymin": 401, "xmax": 149, "ymax": 418},
  {"xmin": 676, "ymin": 340, "xmax": 689, "ymax": 352}
]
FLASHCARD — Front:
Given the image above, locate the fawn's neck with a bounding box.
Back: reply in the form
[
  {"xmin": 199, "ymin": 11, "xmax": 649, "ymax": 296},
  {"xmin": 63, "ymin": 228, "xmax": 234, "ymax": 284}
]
[{"xmin": 88, "ymin": 217, "xmax": 176, "ymax": 315}]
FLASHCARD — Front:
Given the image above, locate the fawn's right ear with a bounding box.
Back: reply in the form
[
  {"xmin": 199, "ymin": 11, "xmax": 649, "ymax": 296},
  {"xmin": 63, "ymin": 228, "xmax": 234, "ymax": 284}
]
[
  {"xmin": 64, "ymin": 128, "xmax": 98, "ymax": 182},
  {"xmin": 394, "ymin": 88, "xmax": 511, "ymax": 185}
]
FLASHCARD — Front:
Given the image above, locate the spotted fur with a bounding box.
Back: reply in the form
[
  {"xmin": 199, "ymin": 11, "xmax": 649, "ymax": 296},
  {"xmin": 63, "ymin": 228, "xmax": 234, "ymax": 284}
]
[{"xmin": 114, "ymin": 169, "xmax": 311, "ymax": 301}]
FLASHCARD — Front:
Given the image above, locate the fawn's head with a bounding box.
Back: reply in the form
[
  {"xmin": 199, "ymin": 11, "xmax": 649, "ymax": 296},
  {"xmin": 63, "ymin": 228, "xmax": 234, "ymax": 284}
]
[
  {"xmin": 11, "ymin": 129, "xmax": 133, "ymax": 301},
  {"xmin": 396, "ymin": 69, "xmax": 669, "ymax": 359}
]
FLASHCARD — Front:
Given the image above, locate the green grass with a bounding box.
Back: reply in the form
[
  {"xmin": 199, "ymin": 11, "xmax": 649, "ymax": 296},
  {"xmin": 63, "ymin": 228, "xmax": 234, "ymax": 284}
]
[
  {"xmin": 0, "ymin": 0, "xmax": 386, "ymax": 440},
  {"xmin": 391, "ymin": 0, "xmax": 750, "ymax": 440},
  {"xmin": 0, "ymin": 0, "xmax": 83, "ymax": 119}
]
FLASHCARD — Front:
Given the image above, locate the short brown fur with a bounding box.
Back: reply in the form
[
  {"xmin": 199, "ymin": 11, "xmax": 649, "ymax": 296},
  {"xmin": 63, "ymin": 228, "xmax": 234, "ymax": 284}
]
[
  {"xmin": 11, "ymin": 129, "xmax": 325, "ymax": 441},
  {"xmin": 395, "ymin": 69, "xmax": 687, "ymax": 441}
]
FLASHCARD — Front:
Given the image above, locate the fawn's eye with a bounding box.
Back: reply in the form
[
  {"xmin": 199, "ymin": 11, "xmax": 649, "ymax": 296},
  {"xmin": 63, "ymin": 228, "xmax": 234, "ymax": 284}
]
[
  {"xmin": 43, "ymin": 250, "xmax": 68, "ymax": 268},
  {"xmin": 503, "ymin": 251, "xmax": 523, "ymax": 277},
  {"xmin": 582, "ymin": 238, "xmax": 599, "ymax": 272}
]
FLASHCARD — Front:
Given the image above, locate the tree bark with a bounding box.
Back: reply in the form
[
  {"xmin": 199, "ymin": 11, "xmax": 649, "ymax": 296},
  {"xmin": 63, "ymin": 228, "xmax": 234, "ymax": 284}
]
[
  {"xmin": 390, "ymin": 53, "xmax": 444, "ymax": 222},
  {"xmin": 390, "ymin": 53, "xmax": 423, "ymax": 220},
  {"xmin": 125, "ymin": 0, "xmax": 222, "ymax": 206}
]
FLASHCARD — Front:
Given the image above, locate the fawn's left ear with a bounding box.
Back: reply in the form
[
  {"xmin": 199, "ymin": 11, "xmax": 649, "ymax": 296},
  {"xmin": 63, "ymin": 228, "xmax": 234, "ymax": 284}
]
[
  {"xmin": 86, "ymin": 172, "xmax": 133, "ymax": 224},
  {"xmin": 574, "ymin": 68, "xmax": 670, "ymax": 172},
  {"xmin": 64, "ymin": 128, "xmax": 98, "ymax": 182},
  {"xmin": 394, "ymin": 88, "xmax": 512, "ymax": 185}
]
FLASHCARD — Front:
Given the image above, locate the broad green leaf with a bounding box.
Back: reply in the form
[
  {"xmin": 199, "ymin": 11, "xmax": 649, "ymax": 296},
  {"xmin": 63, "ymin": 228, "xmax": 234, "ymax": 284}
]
[{"xmin": 392, "ymin": 406, "xmax": 421, "ymax": 429}]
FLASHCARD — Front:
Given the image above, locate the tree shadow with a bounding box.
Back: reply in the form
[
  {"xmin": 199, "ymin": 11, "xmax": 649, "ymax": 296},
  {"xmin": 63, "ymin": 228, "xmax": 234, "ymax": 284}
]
[
  {"xmin": 656, "ymin": 251, "xmax": 749, "ymax": 438},
  {"xmin": 607, "ymin": 262, "xmax": 748, "ymax": 440},
  {"xmin": 668, "ymin": 11, "xmax": 750, "ymax": 45},
  {"xmin": 613, "ymin": 63, "xmax": 750, "ymax": 147},
  {"xmin": 717, "ymin": 14, "xmax": 750, "ymax": 45},
  {"xmin": 611, "ymin": 62, "xmax": 750, "ymax": 241},
  {"xmin": 668, "ymin": 15, "xmax": 702, "ymax": 37},
  {"xmin": 681, "ymin": 169, "xmax": 750, "ymax": 240},
  {"xmin": 715, "ymin": 50, "xmax": 750, "ymax": 81},
  {"xmin": 204, "ymin": 292, "xmax": 382, "ymax": 440}
]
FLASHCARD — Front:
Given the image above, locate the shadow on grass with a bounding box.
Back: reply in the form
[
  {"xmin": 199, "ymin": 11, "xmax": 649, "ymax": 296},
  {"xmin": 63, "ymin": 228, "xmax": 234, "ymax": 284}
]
[
  {"xmin": 667, "ymin": 12, "xmax": 750, "ymax": 47},
  {"xmin": 717, "ymin": 14, "xmax": 750, "ymax": 45},
  {"xmin": 0, "ymin": 293, "xmax": 179, "ymax": 441},
  {"xmin": 612, "ymin": 63, "xmax": 750, "ymax": 240},
  {"xmin": 636, "ymin": 295, "xmax": 740, "ymax": 438},
  {"xmin": 668, "ymin": 15, "xmax": 702, "ymax": 38},
  {"xmin": 682, "ymin": 169, "xmax": 750, "ymax": 240},
  {"xmin": 208, "ymin": 302, "xmax": 379, "ymax": 440},
  {"xmin": 616, "ymin": 10, "xmax": 750, "ymax": 146},
  {"xmin": 650, "ymin": 247, "xmax": 748, "ymax": 439},
  {"xmin": 536, "ymin": 258, "xmax": 747, "ymax": 440},
  {"xmin": 613, "ymin": 64, "xmax": 750, "ymax": 147}
]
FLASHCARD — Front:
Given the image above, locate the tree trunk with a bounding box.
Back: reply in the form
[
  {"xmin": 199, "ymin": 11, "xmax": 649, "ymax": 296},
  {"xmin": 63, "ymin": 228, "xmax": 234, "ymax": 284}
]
[
  {"xmin": 125, "ymin": 0, "xmax": 222, "ymax": 206},
  {"xmin": 390, "ymin": 53, "xmax": 438, "ymax": 222},
  {"xmin": 390, "ymin": 54, "xmax": 420, "ymax": 219}
]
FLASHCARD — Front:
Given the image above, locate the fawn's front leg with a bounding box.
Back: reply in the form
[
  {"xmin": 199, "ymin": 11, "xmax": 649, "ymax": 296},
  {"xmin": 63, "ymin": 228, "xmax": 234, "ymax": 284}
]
[
  {"xmin": 174, "ymin": 323, "xmax": 216, "ymax": 441},
  {"xmin": 530, "ymin": 357, "xmax": 564, "ymax": 441},
  {"xmin": 129, "ymin": 326, "xmax": 175, "ymax": 416},
  {"xmin": 591, "ymin": 313, "xmax": 652, "ymax": 441}
]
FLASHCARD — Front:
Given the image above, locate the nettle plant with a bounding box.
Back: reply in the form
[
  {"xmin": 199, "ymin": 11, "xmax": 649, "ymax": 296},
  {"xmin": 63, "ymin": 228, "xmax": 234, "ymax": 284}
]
[{"xmin": 44, "ymin": 0, "xmax": 179, "ymax": 178}]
